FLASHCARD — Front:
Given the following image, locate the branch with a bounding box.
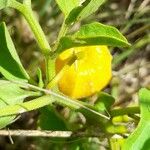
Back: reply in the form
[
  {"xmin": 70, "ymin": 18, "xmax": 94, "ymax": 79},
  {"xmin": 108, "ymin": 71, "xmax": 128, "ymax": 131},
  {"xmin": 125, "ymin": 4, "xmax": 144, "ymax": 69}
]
[
  {"xmin": 8, "ymin": 0, "xmax": 51, "ymax": 55},
  {"xmin": 0, "ymin": 130, "xmax": 105, "ymax": 138},
  {"xmin": 0, "ymin": 130, "xmax": 72, "ymax": 137}
]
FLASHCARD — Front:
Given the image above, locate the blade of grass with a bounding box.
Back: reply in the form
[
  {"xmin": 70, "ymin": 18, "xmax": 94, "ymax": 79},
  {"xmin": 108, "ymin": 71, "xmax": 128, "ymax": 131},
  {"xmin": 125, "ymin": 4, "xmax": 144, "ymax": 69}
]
[{"xmin": 113, "ymin": 35, "xmax": 150, "ymax": 68}]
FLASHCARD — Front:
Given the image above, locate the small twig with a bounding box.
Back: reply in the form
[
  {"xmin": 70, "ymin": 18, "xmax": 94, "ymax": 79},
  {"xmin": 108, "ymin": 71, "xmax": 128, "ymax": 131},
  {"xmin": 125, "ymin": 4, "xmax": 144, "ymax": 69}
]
[
  {"xmin": 113, "ymin": 62, "xmax": 150, "ymax": 77},
  {"xmin": 0, "ymin": 130, "xmax": 72, "ymax": 138},
  {"xmin": 138, "ymin": 0, "xmax": 150, "ymax": 11},
  {"xmin": 127, "ymin": 24, "xmax": 150, "ymax": 39},
  {"xmin": 8, "ymin": 128, "xmax": 14, "ymax": 144},
  {"xmin": 125, "ymin": 0, "xmax": 137, "ymax": 19},
  {"xmin": 0, "ymin": 130, "xmax": 105, "ymax": 138}
]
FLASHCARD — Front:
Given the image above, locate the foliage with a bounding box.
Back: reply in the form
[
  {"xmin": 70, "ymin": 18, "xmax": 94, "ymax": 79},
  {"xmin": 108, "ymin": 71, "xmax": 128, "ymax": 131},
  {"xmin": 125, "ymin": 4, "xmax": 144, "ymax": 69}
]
[
  {"xmin": 122, "ymin": 88, "xmax": 150, "ymax": 150},
  {"xmin": 0, "ymin": 80, "xmax": 40, "ymax": 129},
  {"xmin": 0, "ymin": 22, "xmax": 29, "ymax": 81}
]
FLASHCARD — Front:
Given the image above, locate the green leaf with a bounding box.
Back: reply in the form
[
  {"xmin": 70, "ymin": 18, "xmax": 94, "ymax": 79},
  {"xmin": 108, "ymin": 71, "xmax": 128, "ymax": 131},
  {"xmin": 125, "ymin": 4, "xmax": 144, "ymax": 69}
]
[
  {"xmin": 74, "ymin": 22, "xmax": 130, "ymax": 47},
  {"xmin": 0, "ymin": 22, "xmax": 29, "ymax": 81},
  {"xmin": 57, "ymin": 22, "xmax": 130, "ymax": 52},
  {"xmin": 122, "ymin": 88, "xmax": 150, "ymax": 150},
  {"xmin": 65, "ymin": 6, "xmax": 82, "ymax": 25},
  {"xmin": 0, "ymin": 80, "xmax": 40, "ymax": 129},
  {"xmin": 0, "ymin": 95, "xmax": 53, "ymax": 118},
  {"xmin": 94, "ymin": 92, "xmax": 115, "ymax": 112},
  {"xmin": 65, "ymin": 0, "xmax": 105, "ymax": 24},
  {"xmin": 55, "ymin": 0, "xmax": 80, "ymax": 16},
  {"xmin": 39, "ymin": 106, "xmax": 67, "ymax": 131}
]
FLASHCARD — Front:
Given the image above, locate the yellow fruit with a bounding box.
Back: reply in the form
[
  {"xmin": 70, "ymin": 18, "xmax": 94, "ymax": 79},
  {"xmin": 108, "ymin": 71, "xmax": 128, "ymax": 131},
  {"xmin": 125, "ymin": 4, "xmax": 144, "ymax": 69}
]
[{"xmin": 55, "ymin": 46, "xmax": 112, "ymax": 99}]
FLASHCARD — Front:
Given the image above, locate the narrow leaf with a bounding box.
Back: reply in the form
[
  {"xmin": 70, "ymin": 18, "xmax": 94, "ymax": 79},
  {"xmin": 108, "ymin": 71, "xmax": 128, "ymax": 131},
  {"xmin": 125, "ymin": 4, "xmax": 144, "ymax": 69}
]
[
  {"xmin": 0, "ymin": 22, "xmax": 29, "ymax": 81},
  {"xmin": 55, "ymin": 0, "xmax": 80, "ymax": 16},
  {"xmin": 77, "ymin": 0, "xmax": 105, "ymax": 20},
  {"xmin": 37, "ymin": 68, "xmax": 44, "ymax": 88},
  {"xmin": 66, "ymin": 0, "xmax": 105, "ymax": 24}
]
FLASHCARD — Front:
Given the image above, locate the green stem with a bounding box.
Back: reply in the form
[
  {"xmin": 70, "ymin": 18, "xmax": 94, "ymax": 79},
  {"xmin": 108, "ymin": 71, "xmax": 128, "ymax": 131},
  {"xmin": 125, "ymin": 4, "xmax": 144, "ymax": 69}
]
[
  {"xmin": 110, "ymin": 106, "xmax": 140, "ymax": 117},
  {"xmin": 47, "ymin": 20, "xmax": 68, "ymax": 82},
  {"xmin": 8, "ymin": 0, "xmax": 51, "ymax": 55},
  {"xmin": 47, "ymin": 65, "xmax": 70, "ymax": 89},
  {"xmin": 8, "ymin": 0, "xmax": 52, "ymax": 81},
  {"xmin": 47, "ymin": 52, "xmax": 78, "ymax": 88},
  {"xmin": 57, "ymin": 20, "xmax": 68, "ymax": 43},
  {"xmin": 53, "ymin": 20, "xmax": 68, "ymax": 51},
  {"xmin": 45, "ymin": 56, "xmax": 55, "ymax": 84}
]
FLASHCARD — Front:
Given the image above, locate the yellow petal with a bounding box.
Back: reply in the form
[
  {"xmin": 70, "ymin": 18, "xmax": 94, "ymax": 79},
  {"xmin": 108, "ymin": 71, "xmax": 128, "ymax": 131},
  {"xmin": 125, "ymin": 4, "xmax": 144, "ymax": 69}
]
[{"xmin": 55, "ymin": 46, "xmax": 112, "ymax": 99}]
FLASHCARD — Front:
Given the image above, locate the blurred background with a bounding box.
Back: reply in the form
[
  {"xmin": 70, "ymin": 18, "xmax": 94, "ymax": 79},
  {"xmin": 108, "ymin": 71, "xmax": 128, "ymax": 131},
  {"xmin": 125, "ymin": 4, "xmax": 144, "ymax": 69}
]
[{"xmin": 0, "ymin": 0, "xmax": 149, "ymax": 149}]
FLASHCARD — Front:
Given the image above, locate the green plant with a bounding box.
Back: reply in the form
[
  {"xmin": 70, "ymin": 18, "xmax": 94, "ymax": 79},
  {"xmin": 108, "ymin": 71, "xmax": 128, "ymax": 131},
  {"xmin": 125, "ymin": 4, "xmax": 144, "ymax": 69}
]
[{"xmin": 0, "ymin": 0, "xmax": 149, "ymax": 149}]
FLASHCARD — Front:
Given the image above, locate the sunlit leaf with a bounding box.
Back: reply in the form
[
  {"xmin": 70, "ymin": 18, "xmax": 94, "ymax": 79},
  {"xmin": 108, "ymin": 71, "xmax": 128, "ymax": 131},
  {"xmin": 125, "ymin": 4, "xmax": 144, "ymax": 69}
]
[
  {"xmin": 66, "ymin": 0, "xmax": 105, "ymax": 24},
  {"xmin": 122, "ymin": 88, "xmax": 150, "ymax": 150},
  {"xmin": 55, "ymin": 0, "xmax": 80, "ymax": 16},
  {"xmin": 0, "ymin": 80, "xmax": 40, "ymax": 129},
  {"xmin": 0, "ymin": 22, "xmax": 29, "ymax": 81},
  {"xmin": 57, "ymin": 22, "xmax": 130, "ymax": 52}
]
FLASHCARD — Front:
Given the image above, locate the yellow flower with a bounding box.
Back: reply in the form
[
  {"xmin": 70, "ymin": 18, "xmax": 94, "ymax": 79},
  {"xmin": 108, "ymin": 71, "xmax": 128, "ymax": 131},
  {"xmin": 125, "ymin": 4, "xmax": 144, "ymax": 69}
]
[{"xmin": 55, "ymin": 46, "xmax": 112, "ymax": 99}]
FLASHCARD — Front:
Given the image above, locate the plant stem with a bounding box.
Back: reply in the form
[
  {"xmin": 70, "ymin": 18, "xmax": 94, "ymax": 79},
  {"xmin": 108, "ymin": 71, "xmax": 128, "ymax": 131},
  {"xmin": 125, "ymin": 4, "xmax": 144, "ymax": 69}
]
[
  {"xmin": 8, "ymin": 0, "xmax": 51, "ymax": 55},
  {"xmin": 110, "ymin": 106, "xmax": 140, "ymax": 117},
  {"xmin": 47, "ymin": 20, "xmax": 68, "ymax": 82},
  {"xmin": 47, "ymin": 65, "xmax": 70, "ymax": 89},
  {"xmin": 46, "ymin": 52, "xmax": 78, "ymax": 88},
  {"xmin": 0, "ymin": 130, "xmax": 72, "ymax": 138},
  {"xmin": 58, "ymin": 20, "xmax": 68, "ymax": 42},
  {"xmin": 0, "ymin": 129, "xmax": 107, "ymax": 138},
  {"xmin": 53, "ymin": 20, "xmax": 68, "ymax": 51},
  {"xmin": 45, "ymin": 56, "xmax": 55, "ymax": 84},
  {"xmin": 8, "ymin": 0, "xmax": 52, "ymax": 81}
]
